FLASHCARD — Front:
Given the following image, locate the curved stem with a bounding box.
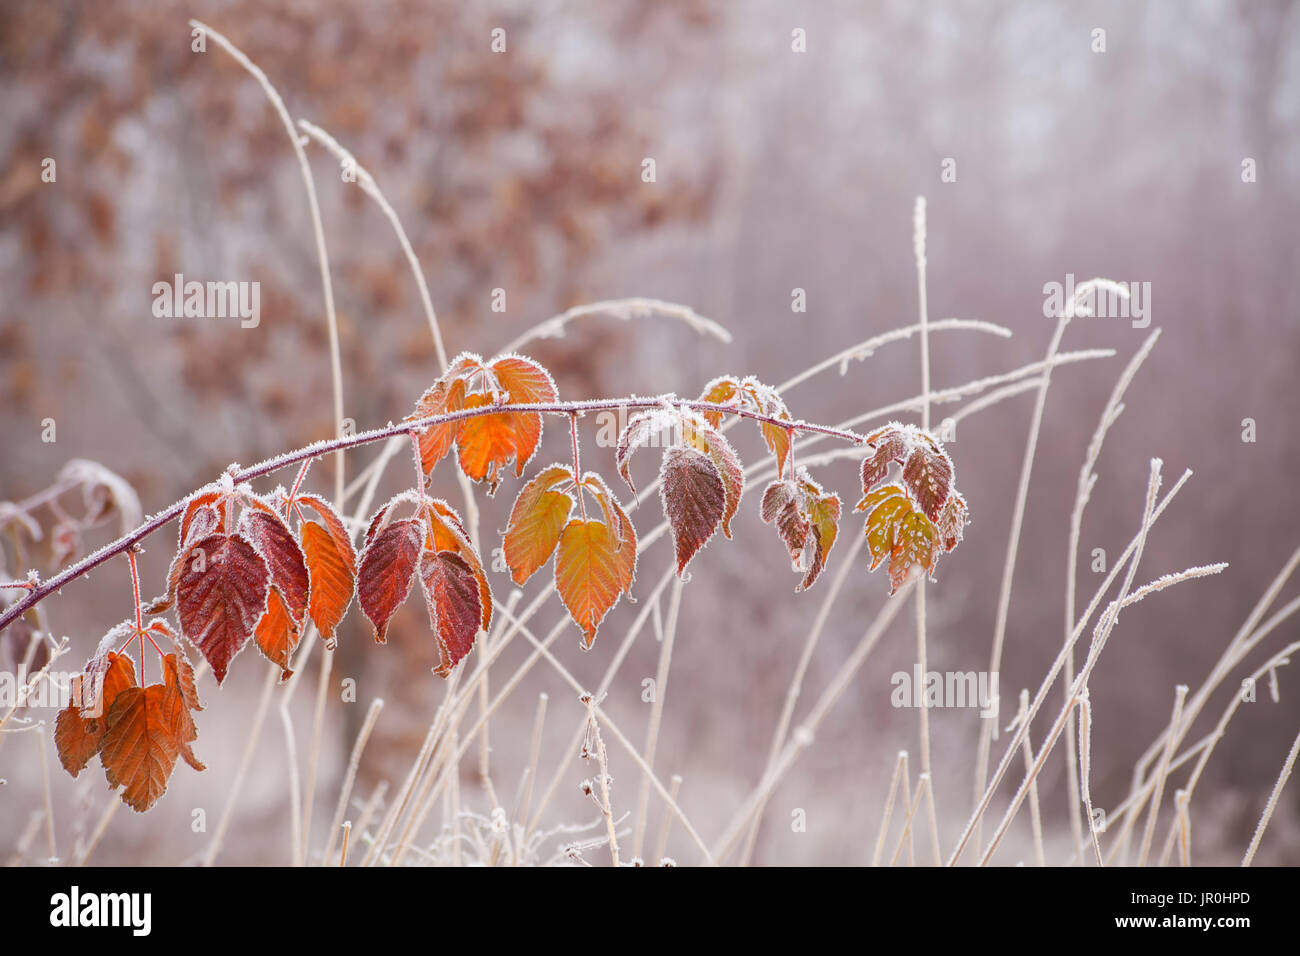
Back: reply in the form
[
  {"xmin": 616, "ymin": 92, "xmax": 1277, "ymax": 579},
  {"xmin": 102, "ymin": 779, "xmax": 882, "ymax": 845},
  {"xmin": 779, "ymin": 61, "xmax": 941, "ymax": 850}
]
[{"xmin": 0, "ymin": 397, "xmax": 865, "ymax": 635}]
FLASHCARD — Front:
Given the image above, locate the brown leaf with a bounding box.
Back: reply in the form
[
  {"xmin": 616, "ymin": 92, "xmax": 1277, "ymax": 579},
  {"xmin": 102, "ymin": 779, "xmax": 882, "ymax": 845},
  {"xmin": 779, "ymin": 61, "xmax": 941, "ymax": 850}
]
[
  {"xmin": 660, "ymin": 445, "xmax": 725, "ymax": 576},
  {"xmin": 902, "ymin": 446, "xmax": 953, "ymax": 521}
]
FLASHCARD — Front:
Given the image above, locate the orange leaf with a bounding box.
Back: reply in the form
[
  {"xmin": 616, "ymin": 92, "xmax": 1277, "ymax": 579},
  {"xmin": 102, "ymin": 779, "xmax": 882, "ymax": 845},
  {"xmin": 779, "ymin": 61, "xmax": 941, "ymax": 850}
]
[
  {"xmin": 889, "ymin": 510, "xmax": 938, "ymax": 594},
  {"xmin": 253, "ymin": 587, "xmax": 299, "ymax": 681},
  {"xmin": 503, "ymin": 465, "xmax": 574, "ymax": 585},
  {"xmin": 161, "ymin": 652, "xmax": 205, "ymax": 772},
  {"xmin": 99, "ymin": 684, "xmax": 182, "ymax": 812},
  {"xmin": 453, "ymin": 354, "xmax": 557, "ymax": 494},
  {"xmin": 54, "ymin": 650, "xmax": 136, "ymax": 777},
  {"xmin": 176, "ymin": 532, "xmax": 270, "ymax": 684},
  {"xmin": 555, "ymin": 519, "xmax": 631, "ymax": 648},
  {"xmin": 299, "ymin": 516, "xmax": 356, "ymax": 649}
]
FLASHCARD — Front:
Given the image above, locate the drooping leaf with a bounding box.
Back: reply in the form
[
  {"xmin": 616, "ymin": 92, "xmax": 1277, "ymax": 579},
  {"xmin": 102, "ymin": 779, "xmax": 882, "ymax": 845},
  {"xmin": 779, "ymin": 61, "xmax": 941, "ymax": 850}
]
[
  {"xmin": 616, "ymin": 409, "xmax": 682, "ymax": 493},
  {"xmin": 176, "ymin": 532, "xmax": 270, "ymax": 684},
  {"xmin": 936, "ymin": 490, "xmax": 968, "ymax": 553},
  {"xmin": 423, "ymin": 499, "xmax": 492, "ymax": 632},
  {"xmin": 241, "ymin": 504, "xmax": 310, "ymax": 624},
  {"xmin": 799, "ymin": 480, "xmax": 841, "ymax": 592},
  {"xmin": 99, "ymin": 683, "xmax": 181, "ymax": 812},
  {"xmin": 54, "ymin": 650, "xmax": 137, "ymax": 777},
  {"xmin": 555, "ymin": 519, "xmax": 631, "ymax": 648},
  {"xmin": 761, "ymin": 474, "xmax": 840, "ymax": 591},
  {"xmin": 761, "ymin": 480, "xmax": 809, "ymax": 567},
  {"xmin": 889, "ymin": 510, "xmax": 939, "ymax": 594},
  {"xmin": 146, "ymin": 489, "xmax": 229, "ymax": 615},
  {"xmin": 420, "ymin": 550, "xmax": 483, "ymax": 678},
  {"xmin": 688, "ymin": 419, "xmax": 744, "ymax": 537},
  {"xmin": 902, "ymin": 445, "xmax": 953, "ymax": 521},
  {"xmin": 660, "ymin": 445, "xmax": 725, "ymax": 576},
  {"xmin": 161, "ymin": 652, "xmax": 204, "ymax": 772},
  {"xmin": 299, "ymin": 519, "xmax": 354, "ymax": 650},
  {"xmin": 503, "ymin": 464, "xmax": 574, "ymax": 585},
  {"xmin": 253, "ymin": 586, "xmax": 299, "ymax": 681},
  {"xmin": 583, "ymin": 472, "xmax": 638, "ymax": 595},
  {"xmin": 861, "ymin": 432, "xmax": 906, "ymax": 492},
  {"xmin": 356, "ymin": 518, "xmax": 423, "ymax": 644},
  {"xmin": 857, "ymin": 484, "xmax": 915, "ymax": 571}
]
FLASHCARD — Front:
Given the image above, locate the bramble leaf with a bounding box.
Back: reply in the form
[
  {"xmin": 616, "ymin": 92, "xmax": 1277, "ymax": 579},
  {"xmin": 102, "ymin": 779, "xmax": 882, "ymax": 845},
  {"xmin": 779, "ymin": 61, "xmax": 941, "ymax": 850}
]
[
  {"xmin": 503, "ymin": 464, "xmax": 574, "ymax": 585},
  {"xmin": 889, "ymin": 510, "xmax": 939, "ymax": 594},
  {"xmin": 661, "ymin": 445, "xmax": 725, "ymax": 576},
  {"xmin": 54, "ymin": 648, "xmax": 137, "ymax": 777},
  {"xmin": 241, "ymin": 502, "xmax": 310, "ymax": 624},
  {"xmin": 857, "ymin": 484, "xmax": 915, "ymax": 571},
  {"xmin": 420, "ymin": 550, "xmax": 483, "ymax": 678},
  {"xmin": 555, "ymin": 518, "xmax": 633, "ymax": 648},
  {"xmin": 936, "ymin": 491, "xmax": 969, "ymax": 553},
  {"xmin": 99, "ymin": 682, "xmax": 183, "ymax": 812},
  {"xmin": 295, "ymin": 494, "xmax": 357, "ymax": 649},
  {"xmin": 176, "ymin": 532, "xmax": 270, "ymax": 684},
  {"xmin": 253, "ymin": 587, "xmax": 299, "ymax": 681},
  {"xmin": 761, "ymin": 473, "xmax": 840, "ymax": 591},
  {"xmin": 357, "ymin": 517, "xmax": 423, "ymax": 644},
  {"xmin": 902, "ymin": 446, "xmax": 953, "ymax": 521},
  {"xmin": 410, "ymin": 352, "xmax": 558, "ymax": 494}
]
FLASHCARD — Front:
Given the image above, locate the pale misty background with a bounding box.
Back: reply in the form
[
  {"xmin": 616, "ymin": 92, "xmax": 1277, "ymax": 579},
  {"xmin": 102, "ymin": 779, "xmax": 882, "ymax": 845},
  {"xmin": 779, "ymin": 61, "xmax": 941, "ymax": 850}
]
[{"xmin": 1, "ymin": 0, "xmax": 1298, "ymax": 865}]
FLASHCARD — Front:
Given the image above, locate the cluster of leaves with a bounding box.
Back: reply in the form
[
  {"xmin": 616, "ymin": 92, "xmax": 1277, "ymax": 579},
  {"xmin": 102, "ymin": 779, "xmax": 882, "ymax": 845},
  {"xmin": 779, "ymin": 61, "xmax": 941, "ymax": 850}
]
[
  {"xmin": 44, "ymin": 355, "xmax": 970, "ymax": 814},
  {"xmin": 856, "ymin": 423, "xmax": 968, "ymax": 593},
  {"xmin": 147, "ymin": 477, "xmax": 358, "ymax": 683},
  {"xmin": 54, "ymin": 620, "xmax": 204, "ymax": 812},
  {"xmin": 356, "ymin": 493, "xmax": 491, "ymax": 677},
  {"xmin": 409, "ymin": 352, "xmax": 558, "ymax": 495},
  {"xmin": 503, "ymin": 467, "xmax": 636, "ymax": 647}
]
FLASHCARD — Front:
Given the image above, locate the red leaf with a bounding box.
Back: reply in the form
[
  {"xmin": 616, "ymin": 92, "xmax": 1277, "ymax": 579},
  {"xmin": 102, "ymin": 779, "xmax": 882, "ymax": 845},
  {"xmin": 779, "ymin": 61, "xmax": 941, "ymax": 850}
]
[
  {"xmin": 242, "ymin": 504, "xmax": 310, "ymax": 623},
  {"xmin": 861, "ymin": 432, "xmax": 906, "ymax": 492},
  {"xmin": 660, "ymin": 445, "xmax": 725, "ymax": 576},
  {"xmin": 357, "ymin": 518, "xmax": 423, "ymax": 644},
  {"xmin": 420, "ymin": 550, "xmax": 483, "ymax": 678},
  {"xmin": 902, "ymin": 446, "xmax": 953, "ymax": 521},
  {"xmin": 176, "ymin": 532, "xmax": 270, "ymax": 684}
]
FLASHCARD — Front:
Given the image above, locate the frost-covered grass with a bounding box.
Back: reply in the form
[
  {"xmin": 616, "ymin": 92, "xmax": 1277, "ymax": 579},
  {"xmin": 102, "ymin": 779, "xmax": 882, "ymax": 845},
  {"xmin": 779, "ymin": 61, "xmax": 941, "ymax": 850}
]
[{"xmin": 4, "ymin": 19, "xmax": 1298, "ymax": 868}]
